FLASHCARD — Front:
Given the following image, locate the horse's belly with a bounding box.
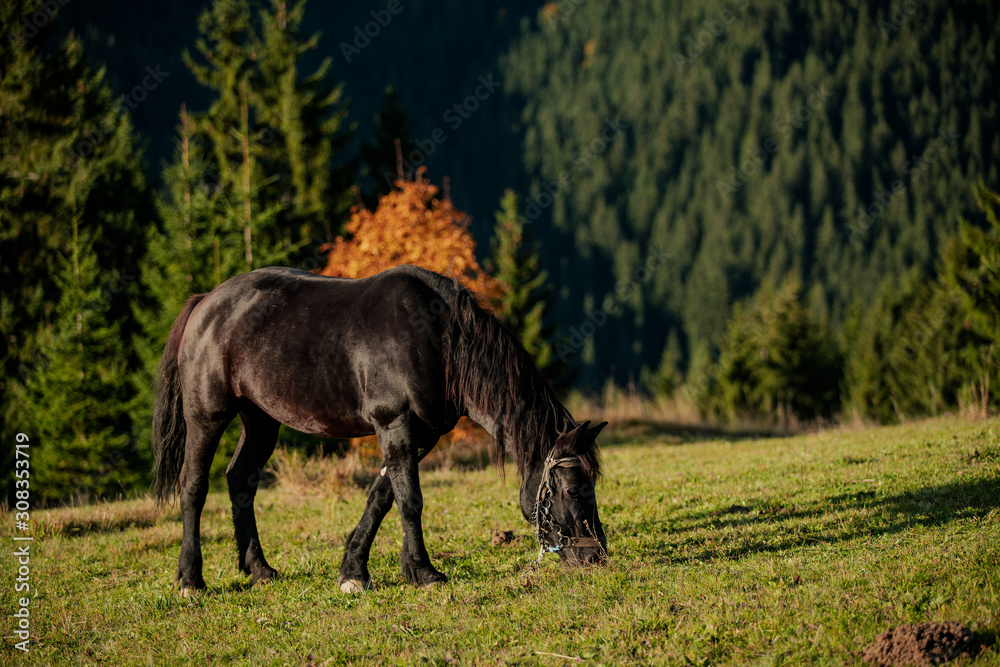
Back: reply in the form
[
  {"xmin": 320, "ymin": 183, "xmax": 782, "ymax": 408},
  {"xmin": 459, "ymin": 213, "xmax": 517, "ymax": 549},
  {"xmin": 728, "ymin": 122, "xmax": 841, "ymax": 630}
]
[
  {"xmin": 236, "ymin": 364, "xmax": 376, "ymax": 439},
  {"xmin": 258, "ymin": 397, "xmax": 376, "ymax": 439},
  {"xmin": 279, "ymin": 411, "xmax": 376, "ymax": 439}
]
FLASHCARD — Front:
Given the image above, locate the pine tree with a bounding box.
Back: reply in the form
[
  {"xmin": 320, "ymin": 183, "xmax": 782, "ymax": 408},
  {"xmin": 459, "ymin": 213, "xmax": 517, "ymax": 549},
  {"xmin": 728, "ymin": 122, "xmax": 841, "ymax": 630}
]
[
  {"xmin": 183, "ymin": 0, "xmax": 288, "ymax": 272},
  {"xmin": 488, "ymin": 189, "xmax": 570, "ymax": 387},
  {"xmin": 1, "ymin": 0, "xmax": 150, "ymax": 502},
  {"xmin": 703, "ymin": 276, "xmax": 842, "ymax": 423},
  {"xmin": 20, "ymin": 219, "xmax": 142, "ymax": 504},
  {"xmin": 360, "ymin": 85, "xmax": 416, "ymax": 207},
  {"xmin": 252, "ymin": 0, "xmax": 354, "ymax": 247}
]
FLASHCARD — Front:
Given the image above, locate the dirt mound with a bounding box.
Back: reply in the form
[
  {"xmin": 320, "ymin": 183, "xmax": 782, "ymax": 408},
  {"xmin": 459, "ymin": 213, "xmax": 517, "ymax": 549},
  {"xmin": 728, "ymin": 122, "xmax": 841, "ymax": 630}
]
[
  {"xmin": 491, "ymin": 530, "xmax": 521, "ymax": 546},
  {"xmin": 863, "ymin": 622, "xmax": 985, "ymax": 666}
]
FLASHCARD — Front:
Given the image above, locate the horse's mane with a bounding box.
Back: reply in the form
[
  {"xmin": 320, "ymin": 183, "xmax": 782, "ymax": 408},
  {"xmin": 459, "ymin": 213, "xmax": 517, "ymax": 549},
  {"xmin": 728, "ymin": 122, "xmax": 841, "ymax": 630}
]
[{"xmin": 392, "ymin": 266, "xmax": 597, "ymax": 477}]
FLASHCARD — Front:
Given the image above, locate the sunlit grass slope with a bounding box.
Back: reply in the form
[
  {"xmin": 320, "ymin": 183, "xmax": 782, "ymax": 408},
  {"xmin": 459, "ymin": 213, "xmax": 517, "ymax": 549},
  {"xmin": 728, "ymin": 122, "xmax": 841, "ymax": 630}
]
[{"xmin": 2, "ymin": 417, "xmax": 998, "ymax": 665}]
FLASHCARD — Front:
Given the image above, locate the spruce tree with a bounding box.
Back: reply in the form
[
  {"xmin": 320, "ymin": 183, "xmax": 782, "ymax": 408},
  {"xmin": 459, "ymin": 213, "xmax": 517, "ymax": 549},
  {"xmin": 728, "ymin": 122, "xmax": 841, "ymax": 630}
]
[
  {"xmin": 686, "ymin": 340, "xmax": 719, "ymax": 419},
  {"xmin": 488, "ymin": 189, "xmax": 571, "ymax": 389},
  {"xmin": 649, "ymin": 329, "xmax": 683, "ymax": 399},
  {"xmin": 843, "ymin": 279, "xmax": 912, "ymax": 423},
  {"xmin": 844, "ymin": 184, "xmax": 1000, "ymax": 422},
  {"xmin": 935, "ymin": 183, "xmax": 1000, "ymax": 415},
  {"xmin": 704, "ymin": 276, "xmax": 842, "ymax": 423},
  {"xmin": 180, "ymin": 0, "xmax": 352, "ymax": 267},
  {"xmin": 360, "ymin": 85, "xmax": 416, "ymax": 206},
  {"xmin": 1, "ymin": 0, "xmax": 150, "ymax": 502},
  {"xmin": 183, "ymin": 0, "xmax": 287, "ymax": 272},
  {"xmin": 948, "ymin": 185, "xmax": 1000, "ymax": 344},
  {"xmin": 20, "ymin": 219, "xmax": 141, "ymax": 504},
  {"xmin": 252, "ymin": 0, "xmax": 354, "ymax": 247},
  {"xmin": 490, "ymin": 0, "xmax": 997, "ymax": 387}
]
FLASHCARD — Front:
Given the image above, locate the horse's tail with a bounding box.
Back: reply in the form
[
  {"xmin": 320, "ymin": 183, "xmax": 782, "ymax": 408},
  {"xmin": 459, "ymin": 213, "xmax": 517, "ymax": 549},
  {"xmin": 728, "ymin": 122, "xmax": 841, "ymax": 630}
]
[{"xmin": 152, "ymin": 294, "xmax": 205, "ymax": 504}]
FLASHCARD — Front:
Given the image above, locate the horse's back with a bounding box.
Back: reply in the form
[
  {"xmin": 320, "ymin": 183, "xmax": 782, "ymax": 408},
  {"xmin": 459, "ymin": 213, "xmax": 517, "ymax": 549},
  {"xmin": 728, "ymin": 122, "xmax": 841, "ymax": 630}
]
[{"xmin": 177, "ymin": 266, "xmax": 460, "ymax": 437}]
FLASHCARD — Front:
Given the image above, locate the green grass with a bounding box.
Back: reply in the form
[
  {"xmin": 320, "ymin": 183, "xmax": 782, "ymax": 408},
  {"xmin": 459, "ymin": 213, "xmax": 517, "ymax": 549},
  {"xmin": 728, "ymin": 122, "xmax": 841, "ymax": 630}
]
[{"xmin": 3, "ymin": 416, "xmax": 1000, "ymax": 665}]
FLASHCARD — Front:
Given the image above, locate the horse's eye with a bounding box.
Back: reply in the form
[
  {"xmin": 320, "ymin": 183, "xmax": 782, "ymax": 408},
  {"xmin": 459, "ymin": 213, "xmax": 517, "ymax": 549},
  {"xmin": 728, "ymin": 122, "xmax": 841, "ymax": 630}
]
[{"xmin": 566, "ymin": 487, "xmax": 579, "ymax": 499}]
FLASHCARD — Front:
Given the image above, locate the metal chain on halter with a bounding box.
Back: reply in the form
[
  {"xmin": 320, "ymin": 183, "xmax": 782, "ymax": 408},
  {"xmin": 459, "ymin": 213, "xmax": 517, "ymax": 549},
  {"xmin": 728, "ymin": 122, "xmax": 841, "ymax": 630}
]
[{"xmin": 534, "ymin": 456, "xmax": 576, "ymax": 551}]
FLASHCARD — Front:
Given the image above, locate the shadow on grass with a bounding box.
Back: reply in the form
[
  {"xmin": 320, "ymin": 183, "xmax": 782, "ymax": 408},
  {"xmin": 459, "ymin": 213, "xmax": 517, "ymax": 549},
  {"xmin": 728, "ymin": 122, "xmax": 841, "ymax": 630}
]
[
  {"xmin": 37, "ymin": 505, "xmax": 163, "ymax": 538},
  {"xmin": 176, "ymin": 578, "xmax": 265, "ymax": 599},
  {"xmin": 635, "ymin": 477, "xmax": 1000, "ymax": 564}
]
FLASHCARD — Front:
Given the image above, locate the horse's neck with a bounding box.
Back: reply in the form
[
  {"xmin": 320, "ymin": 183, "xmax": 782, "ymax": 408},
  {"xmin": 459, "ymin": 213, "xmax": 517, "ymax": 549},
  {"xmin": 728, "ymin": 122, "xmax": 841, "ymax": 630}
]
[{"xmin": 467, "ymin": 394, "xmax": 568, "ymax": 464}]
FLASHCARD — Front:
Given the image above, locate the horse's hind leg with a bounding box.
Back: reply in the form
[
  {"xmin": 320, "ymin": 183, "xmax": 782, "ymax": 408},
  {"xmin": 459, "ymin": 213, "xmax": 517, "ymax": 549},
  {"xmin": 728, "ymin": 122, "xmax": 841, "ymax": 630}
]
[
  {"xmin": 339, "ymin": 444, "xmax": 436, "ymax": 592},
  {"xmin": 178, "ymin": 417, "xmax": 233, "ymax": 592},
  {"xmin": 227, "ymin": 404, "xmax": 280, "ymax": 586}
]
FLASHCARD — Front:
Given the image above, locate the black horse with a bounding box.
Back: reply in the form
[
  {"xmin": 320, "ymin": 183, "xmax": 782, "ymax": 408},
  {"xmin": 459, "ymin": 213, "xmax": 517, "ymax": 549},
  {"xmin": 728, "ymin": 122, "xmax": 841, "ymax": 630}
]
[{"xmin": 152, "ymin": 265, "xmax": 607, "ymax": 594}]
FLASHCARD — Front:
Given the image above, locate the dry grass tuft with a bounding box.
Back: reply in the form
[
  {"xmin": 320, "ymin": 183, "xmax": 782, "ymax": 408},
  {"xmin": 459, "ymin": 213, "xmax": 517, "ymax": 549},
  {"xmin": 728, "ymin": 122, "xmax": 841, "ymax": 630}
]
[
  {"xmin": 565, "ymin": 384, "xmax": 795, "ymax": 443},
  {"xmin": 565, "ymin": 382, "xmax": 702, "ymax": 426},
  {"xmin": 267, "ymin": 418, "xmax": 497, "ymax": 495},
  {"xmin": 266, "ymin": 446, "xmax": 381, "ymax": 496}
]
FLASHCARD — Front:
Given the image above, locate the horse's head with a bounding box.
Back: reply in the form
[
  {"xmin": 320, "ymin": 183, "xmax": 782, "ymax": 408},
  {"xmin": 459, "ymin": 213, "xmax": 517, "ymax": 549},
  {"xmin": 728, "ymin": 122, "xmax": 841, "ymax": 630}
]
[{"xmin": 521, "ymin": 420, "xmax": 608, "ymax": 567}]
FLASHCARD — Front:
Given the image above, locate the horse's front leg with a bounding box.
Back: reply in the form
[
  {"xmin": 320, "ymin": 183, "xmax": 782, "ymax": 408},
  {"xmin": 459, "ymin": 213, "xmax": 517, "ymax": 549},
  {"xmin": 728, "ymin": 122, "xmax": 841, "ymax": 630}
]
[
  {"xmin": 339, "ymin": 469, "xmax": 394, "ymax": 592},
  {"xmin": 339, "ymin": 444, "xmax": 439, "ymax": 592},
  {"xmin": 378, "ymin": 425, "xmax": 447, "ymax": 587},
  {"xmin": 386, "ymin": 453, "xmax": 446, "ymax": 587}
]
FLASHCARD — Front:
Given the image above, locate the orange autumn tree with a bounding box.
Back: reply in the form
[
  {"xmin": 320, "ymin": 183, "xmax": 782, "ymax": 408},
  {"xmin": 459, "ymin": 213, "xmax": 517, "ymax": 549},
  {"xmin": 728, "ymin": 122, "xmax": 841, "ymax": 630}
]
[
  {"xmin": 320, "ymin": 168, "xmax": 501, "ymax": 302},
  {"xmin": 319, "ymin": 168, "xmax": 501, "ymax": 454}
]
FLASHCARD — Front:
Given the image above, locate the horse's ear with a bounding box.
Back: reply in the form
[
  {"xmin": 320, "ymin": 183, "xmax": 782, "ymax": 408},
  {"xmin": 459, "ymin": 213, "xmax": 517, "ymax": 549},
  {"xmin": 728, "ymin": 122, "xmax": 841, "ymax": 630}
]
[
  {"xmin": 553, "ymin": 421, "xmax": 589, "ymax": 456},
  {"xmin": 589, "ymin": 421, "xmax": 608, "ymax": 438}
]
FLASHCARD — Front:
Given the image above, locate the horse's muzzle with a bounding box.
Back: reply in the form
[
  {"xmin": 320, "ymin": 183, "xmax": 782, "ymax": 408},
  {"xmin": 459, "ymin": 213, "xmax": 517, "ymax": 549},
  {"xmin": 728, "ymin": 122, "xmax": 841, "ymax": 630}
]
[
  {"xmin": 561, "ymin": 544, "xmax": 608, "ymax": 567},
  {"xmin": 560, "ymin": 527, "xmax": 608, "ymax": 566}
]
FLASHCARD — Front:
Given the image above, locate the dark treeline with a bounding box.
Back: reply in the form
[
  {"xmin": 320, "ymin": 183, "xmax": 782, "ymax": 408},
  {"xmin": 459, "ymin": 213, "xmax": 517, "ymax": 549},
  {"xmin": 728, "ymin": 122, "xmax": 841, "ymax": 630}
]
[
  {"xmin": 1, "ymin": 0, "xmax": 998, "ymax": 503},
  {"xmin": 49, "ymin": 0, "xmax": 999, "ymax": 384}
]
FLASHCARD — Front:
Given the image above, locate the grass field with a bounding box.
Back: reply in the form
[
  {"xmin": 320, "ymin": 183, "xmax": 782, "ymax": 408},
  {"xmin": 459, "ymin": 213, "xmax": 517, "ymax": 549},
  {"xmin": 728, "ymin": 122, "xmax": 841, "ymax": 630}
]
[{"xmin": 3, "ymin": 416, "xmax": 999, "ymax": 665}]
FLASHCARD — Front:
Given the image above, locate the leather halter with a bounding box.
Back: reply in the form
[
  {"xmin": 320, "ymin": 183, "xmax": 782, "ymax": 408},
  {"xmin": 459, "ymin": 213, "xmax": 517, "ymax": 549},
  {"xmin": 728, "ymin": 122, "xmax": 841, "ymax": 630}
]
[{"xmin": 533, "ymin": 456, "xmax": 603, "ymax": 552}]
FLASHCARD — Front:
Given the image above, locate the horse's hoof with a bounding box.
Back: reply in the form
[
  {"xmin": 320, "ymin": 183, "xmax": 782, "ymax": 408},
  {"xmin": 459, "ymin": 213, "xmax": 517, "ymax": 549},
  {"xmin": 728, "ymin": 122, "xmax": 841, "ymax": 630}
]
[
  {"xmin": 340, "ymin": 579, "xmax": 369, "ymax": 594},
  {"xmin": 421, "ymin": 580, "xmax": 444, "ymax": 590},
  {"xmin": 250, "ymin": 568, "xmax": 279, "ymax": 587},
  {"xmin": 179, "ymin": 586, "xmax": 200, "ymax": 598}
]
